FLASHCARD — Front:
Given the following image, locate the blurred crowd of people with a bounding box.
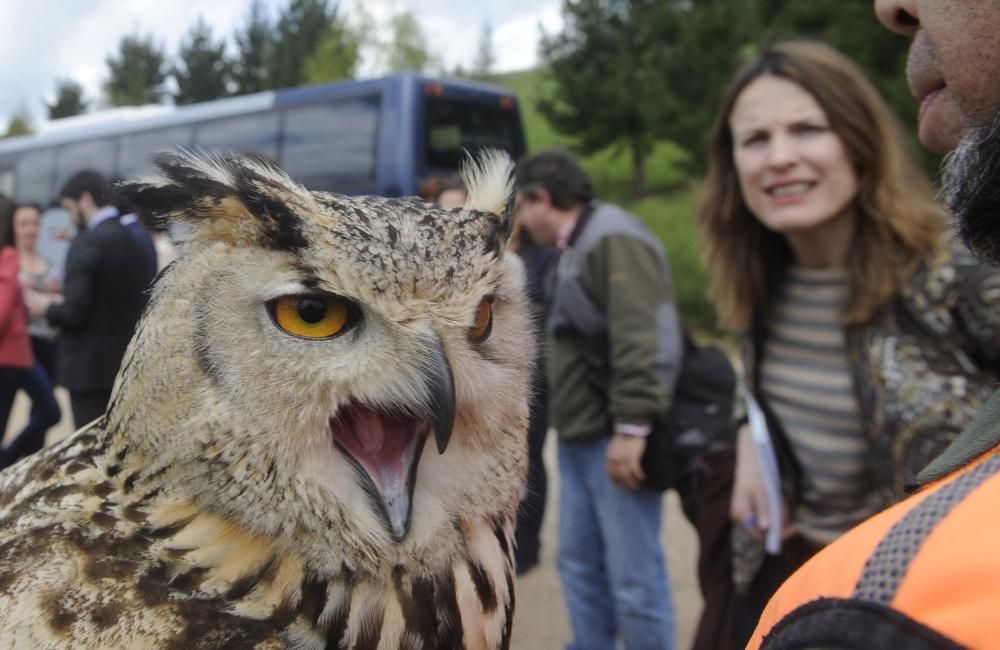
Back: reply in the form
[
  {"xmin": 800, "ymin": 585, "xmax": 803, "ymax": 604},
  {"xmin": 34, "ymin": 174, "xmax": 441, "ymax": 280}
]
[
  {"xmin": 2, "ymin": 4, "xmax": 1000, "ymax": 647},
  {"xmin": 0, "ymin": 170, "xmax": 175, "ymax": 464}
]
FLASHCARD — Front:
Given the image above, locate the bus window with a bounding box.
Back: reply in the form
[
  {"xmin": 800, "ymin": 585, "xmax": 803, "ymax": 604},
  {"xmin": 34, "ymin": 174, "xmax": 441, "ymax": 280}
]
[
  {"xmin": 0, "ymin": 166, "xmax": 13, "ymax": 198},
  {"xmin": 194, "ymin": 112, "xmax": 280, "ymax": 159},
  {"xmin": 15, "ymin": 148, "xmax": 56, "ymax": 206},
  {"xmin": 119, "ymin": 125, "xmax": 194, "ymax": 179},
  {"xmin": 280, "ymin": 97, "xmax": 380, "ymax": 194},
  {"xmin": 423, "ymin": 97, "xmax": 521, "ymax": 172},
  {"xmin": 55, "ymin": 138, "xmax": 117, "ymax": 191}
]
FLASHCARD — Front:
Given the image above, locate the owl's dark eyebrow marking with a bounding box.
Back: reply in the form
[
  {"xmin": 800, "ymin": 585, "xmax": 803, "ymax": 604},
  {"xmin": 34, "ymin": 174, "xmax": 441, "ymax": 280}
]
[
  {"xmin": 231, "ymin": 168, "xmax": 309, "ymax": 253},
  {"xmin": 293, "ymin": 261, "xmax": 322, "ymax": 289}
]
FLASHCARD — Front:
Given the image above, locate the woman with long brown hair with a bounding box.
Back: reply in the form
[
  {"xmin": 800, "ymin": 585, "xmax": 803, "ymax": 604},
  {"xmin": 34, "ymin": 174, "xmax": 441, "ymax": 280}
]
[{"xmin": 698, "ymin": 41, "xmax": 1000, "ymax": 645}]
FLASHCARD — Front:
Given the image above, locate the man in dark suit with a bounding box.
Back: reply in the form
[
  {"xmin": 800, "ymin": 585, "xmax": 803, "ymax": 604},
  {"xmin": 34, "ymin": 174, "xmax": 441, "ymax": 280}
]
[{"xmin": 25, "ymin": 170, "xmax": 155, "ymax": 428}]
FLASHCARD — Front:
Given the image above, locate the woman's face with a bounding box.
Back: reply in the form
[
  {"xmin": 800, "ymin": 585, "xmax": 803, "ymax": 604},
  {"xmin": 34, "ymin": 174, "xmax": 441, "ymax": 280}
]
[
  {"xmin": 13, "ymin": 206, "xmax": 40, "ymax": 251},
  {"xmin": 729, "ymin": 75, "xmax": 859, "ymax": 236}
]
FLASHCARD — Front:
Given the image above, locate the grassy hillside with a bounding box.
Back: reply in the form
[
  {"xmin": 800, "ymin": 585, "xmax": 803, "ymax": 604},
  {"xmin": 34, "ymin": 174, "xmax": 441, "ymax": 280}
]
[{"xmin": 493, "ymin": 68, "xmax": 718, "ymax": 333}]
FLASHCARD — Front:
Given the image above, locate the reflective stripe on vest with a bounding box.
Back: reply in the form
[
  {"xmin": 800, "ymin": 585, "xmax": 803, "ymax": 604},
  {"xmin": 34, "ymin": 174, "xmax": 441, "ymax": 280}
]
[{"xmin": 853, "ymin": 453, "xmax": 1000, "ymax": 603}]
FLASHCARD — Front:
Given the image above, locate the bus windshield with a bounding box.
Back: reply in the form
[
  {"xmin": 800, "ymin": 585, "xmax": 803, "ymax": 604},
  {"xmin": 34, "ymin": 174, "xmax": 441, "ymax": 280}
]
[{"xmin": 424, "ymin": 96, "xmax": 522, "ymax": 171}]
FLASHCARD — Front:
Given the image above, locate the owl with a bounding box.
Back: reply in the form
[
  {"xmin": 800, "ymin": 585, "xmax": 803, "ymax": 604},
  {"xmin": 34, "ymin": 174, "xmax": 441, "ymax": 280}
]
[{"xmin": 0, "ymin": 150, "xmax": 531, "ymax": 648}]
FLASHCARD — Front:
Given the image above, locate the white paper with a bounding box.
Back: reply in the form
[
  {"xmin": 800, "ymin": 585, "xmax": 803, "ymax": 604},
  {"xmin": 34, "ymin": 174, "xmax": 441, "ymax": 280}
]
[{"xmin": 746, "ymin": 395, "xmax": 784, "ymax": 554}]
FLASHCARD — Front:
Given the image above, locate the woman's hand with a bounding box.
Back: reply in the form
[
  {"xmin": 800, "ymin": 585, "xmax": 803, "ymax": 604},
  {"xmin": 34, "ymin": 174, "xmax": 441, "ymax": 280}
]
[
  {"xmin": 730, "ymin": 424, "xmax": 794, "ymax": 541},
  {"xmin": 23, "ymin": 289, "xmax": 51, "ymax": 318}
]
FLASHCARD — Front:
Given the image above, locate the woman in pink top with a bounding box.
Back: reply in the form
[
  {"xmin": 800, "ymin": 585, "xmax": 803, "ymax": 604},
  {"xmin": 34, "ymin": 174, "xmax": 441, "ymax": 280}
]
[{"xmin": 0, "ymin": 195, "xmax": 60, "ymax": 468}]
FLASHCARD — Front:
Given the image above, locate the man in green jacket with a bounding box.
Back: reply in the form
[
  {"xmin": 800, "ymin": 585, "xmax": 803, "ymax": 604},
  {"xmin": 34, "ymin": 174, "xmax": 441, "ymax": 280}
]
[{"xmin": 515, "ymin": 150, "xmax": 680, "ymax": 650}]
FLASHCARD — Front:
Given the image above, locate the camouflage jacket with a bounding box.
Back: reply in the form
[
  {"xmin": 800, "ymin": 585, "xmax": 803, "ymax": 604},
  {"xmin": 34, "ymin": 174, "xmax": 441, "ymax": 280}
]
[{"xmin": 743, "ymin": 242, "xmax": 1000, "ymax": 508}]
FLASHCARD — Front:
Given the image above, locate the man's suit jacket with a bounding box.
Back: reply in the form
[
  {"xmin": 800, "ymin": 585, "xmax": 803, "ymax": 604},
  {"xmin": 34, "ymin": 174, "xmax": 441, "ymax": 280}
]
[{"xmin": 46, "ymin": 216, "xmax": 155, "ymax": 393}]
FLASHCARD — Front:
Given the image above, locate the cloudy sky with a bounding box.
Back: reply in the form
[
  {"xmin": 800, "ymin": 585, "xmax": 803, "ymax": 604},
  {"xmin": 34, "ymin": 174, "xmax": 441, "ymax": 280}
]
[{"xmin": 0, "ymin": 0, "xmax": 562, "ymax": 126}]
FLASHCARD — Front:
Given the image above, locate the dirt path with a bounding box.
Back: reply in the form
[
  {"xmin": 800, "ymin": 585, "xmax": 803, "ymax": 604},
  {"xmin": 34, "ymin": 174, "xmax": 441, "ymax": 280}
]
[{"xmin": 6, "ymin": 391, "xmax": 704, "ymax": 649}]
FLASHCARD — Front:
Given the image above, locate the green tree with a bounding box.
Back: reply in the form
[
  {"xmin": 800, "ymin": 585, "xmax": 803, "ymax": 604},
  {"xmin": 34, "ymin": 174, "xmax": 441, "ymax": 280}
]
[
  {"xmin": 539, "ymin": 0, "xmax": 680, "ymax": 195},
  {"xmin": 384, "ymin": 11, "xmax": 436, "ymax": 73},
  {"xmin": 3, "ymin": 109, "xmax": 33, "ymax": 139},
  {"xmin": 472, "ymin": 21, "xmax": 496, "ymax": 80},
  {"xmin": 104, "ymin": 33, "xmax": 169, "ymax": 106},
  {"xmin": 270, "ymin": 0, "xmax": 336, "ymax": 89},
  {"xmin": 233, "ymin": 0, "xmax": 274, "ymax": 94},
  {"xmin": 173, "ymin": 17, "xmax": 232, "ymax": 105},
  {"xmin": 648, "ymin": 0, "xmax": 759, "ymax": 174},
  {"xmin": 303, "ymin": 19, "xmax": 361, "ymax": 83},
  {"xmin": 47, "ymin": 79, "xmax": 89, "ymax": 119}
]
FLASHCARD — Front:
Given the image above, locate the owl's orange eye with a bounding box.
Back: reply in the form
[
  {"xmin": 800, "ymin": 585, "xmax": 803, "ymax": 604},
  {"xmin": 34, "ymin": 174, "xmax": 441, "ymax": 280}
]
[
  {"xmin": 469, "ymin": 298, "xmax": 494, "ymax": 343},
  {"xmin": 270, "ymin": 294, "xmax": 356, "ymax": 340}
]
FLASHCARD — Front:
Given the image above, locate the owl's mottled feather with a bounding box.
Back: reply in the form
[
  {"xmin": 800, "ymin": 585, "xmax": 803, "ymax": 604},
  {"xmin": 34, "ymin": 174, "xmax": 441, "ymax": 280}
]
[{"xmin": 0, "ymin": 151, "xmax": 530, "ymax": 648}]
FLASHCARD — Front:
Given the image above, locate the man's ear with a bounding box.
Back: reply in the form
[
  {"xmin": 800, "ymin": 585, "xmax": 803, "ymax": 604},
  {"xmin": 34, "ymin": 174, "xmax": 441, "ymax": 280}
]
[
  {"xmin": 532, "ymin": 187, "xmax": 554, "ymax": 209},
  {"xmin": 79, "ymin": 191, "xmax": 96, "ymax": 212}
]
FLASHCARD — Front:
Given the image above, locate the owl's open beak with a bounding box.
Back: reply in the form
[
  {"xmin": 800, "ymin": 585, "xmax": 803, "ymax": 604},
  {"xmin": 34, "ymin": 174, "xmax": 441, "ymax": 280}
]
[
  {"xmin": 328, "ymin": 340, "xmax": 455, "ymax": 541},
  {"xmin": 424, "ymin": 338, "xmax": 456, "ymax": 455}
]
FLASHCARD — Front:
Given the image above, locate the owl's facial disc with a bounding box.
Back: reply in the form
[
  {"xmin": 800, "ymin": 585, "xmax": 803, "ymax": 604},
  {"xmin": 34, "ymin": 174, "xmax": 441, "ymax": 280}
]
[{"xmin": 329, "ymin": 338, "xmax": 456, "ymax": 541}]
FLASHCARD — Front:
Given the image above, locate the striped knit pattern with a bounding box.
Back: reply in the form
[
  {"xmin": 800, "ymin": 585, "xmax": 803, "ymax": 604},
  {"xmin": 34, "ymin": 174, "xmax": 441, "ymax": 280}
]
[{"xmin": 761, "ymin": 266, "xmax": 883, "ymax": 545}]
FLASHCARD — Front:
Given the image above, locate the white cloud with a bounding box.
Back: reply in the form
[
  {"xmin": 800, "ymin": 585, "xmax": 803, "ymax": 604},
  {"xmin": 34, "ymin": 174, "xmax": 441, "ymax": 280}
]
[
  {"xmin": 493, "ymin": 3, "xmax": 562, "ymax": 72},
  {"xmin": 0, "ymin": 0, "xmax": 253, "ymax": 123},
  {"xmin": 344, "ymin": 0, "xmax": 560, "ymax": 77}
]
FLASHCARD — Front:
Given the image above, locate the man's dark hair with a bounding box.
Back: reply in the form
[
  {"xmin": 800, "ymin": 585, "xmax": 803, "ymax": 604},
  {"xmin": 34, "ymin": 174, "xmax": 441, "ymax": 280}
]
[
  {"xmin": 59, "ymin": 170, "xmax": 110, "ymax": 206},
  {"xmin": 515, "ymin": 149, "xmax": 595, "ymax": 210},
  {"xmin": 14, "ymin": 202, "xmax": 43, "ymax": 216}
]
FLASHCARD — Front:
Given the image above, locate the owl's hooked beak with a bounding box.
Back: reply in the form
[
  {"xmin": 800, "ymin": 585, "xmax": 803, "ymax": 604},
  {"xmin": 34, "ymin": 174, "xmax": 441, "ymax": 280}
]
[{"xmin": 425, "ymin": 337, "xmax": 456, "ymax": 456}]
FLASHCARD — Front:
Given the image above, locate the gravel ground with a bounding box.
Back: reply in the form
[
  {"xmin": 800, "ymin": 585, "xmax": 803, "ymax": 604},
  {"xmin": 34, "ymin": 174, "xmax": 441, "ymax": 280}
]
[{"xmin": 7, "ymin": 389, "xmax": 704, "ymax": 649}]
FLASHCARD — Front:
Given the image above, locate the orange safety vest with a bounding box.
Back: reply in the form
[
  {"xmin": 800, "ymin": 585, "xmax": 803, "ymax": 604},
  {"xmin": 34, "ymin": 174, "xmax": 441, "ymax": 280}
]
[{"xmin": 749, "ymin": 444, "xmax": 1000, "ymax": 650}]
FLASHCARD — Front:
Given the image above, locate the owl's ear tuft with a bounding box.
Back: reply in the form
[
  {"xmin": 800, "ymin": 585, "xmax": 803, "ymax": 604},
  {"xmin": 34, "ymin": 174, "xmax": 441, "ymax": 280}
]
[
  {"xmin": 460, "ymin": 149, "xmax": 516, "ymax": 251},
  {"xmin": 461, "ymin": 149, "xmax": 515, "ymax": 217},
  {"xmin": 116, "ymin": 150, "xmax": 310, "ymax": 252}
]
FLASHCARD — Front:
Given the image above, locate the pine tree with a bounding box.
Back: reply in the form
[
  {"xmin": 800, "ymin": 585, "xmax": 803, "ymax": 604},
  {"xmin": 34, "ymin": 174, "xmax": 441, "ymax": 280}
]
[
  {"xmin": 646, "ymin": 0, "xmax": 758, "ymax": 174},
  {"xmin": 3, "ymin": 109, "xmax": 33, "ymax": 139},
  {"xmin": 270, "ymin": 0, "xmax": 335, "ymax": 89},
  {"xmin": 47, "ymin": 79, "xmax": 89, "ymax": 119},
  {"xmin": 303, "ymin": 14, "xmax": 361, "ymax": 83},
  {"xmin": 104, "ymin": 33, "xmax": 169, "ymax": 106},
  {"xmin": 539, "ymin": 0, "xmax": 678, "ymax": 195},
  {"xmin": 384, "ymin": 11, "xmax": 436, "ymax": 73},
  {"xmin": 173, "ymin": 17, "xmax": 232, "ymax": 105},
  {"xmin": 233, "ymin": 0, "xmax": 274, "ymax": 95}
]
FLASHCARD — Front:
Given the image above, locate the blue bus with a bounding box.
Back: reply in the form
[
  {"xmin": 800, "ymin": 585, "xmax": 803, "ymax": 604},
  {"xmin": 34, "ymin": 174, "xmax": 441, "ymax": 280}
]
[{"xmin": 0, "ymin": 73, "xmax": 526, "ymax": 266}]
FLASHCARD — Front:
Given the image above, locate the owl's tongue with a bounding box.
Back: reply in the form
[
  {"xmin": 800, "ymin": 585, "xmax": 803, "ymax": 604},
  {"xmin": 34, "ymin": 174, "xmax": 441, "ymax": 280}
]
[{"xmin": 329, "ymin": 404, "xmax": 427, "ymax": 540}]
